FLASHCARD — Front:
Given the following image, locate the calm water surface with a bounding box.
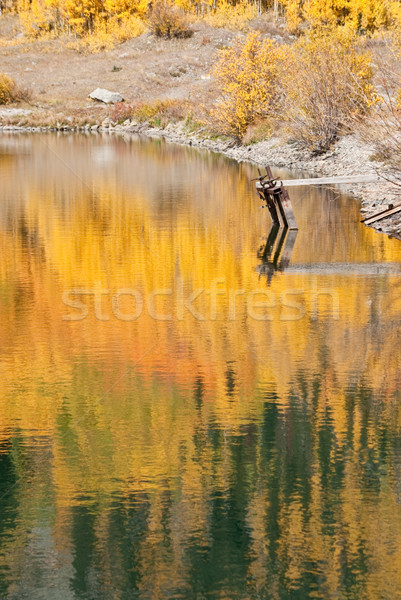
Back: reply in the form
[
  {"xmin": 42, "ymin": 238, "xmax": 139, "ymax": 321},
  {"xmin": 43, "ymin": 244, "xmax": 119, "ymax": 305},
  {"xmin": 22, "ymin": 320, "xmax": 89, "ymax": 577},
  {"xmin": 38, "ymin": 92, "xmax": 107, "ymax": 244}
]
[{"xmin": 1, "ymin": 133, "xmax": 401, "ymax": 600}]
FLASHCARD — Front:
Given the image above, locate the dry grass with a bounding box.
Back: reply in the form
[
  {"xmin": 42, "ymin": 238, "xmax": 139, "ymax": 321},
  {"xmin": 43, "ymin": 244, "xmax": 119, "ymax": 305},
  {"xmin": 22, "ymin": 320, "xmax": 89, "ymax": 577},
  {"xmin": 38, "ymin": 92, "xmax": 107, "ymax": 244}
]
[
  {"xmin": 109, "ymin": 98, "xmax": 191, "ymax": 127},
  {"xmin": 0, "ymin": 104, "xmax": 107, "ymax": 128},
  {"xmin": 134, "ymin": 98, "xmax": 190, "ymax": 126}
]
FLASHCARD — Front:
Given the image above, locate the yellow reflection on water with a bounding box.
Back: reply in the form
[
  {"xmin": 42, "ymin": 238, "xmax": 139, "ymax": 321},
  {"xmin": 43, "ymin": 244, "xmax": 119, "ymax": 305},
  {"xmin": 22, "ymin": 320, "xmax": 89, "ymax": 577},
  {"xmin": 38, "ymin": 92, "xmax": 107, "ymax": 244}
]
[{"xmin": 0, "ymin": 133, "xmax": 401, "ymax": 599}]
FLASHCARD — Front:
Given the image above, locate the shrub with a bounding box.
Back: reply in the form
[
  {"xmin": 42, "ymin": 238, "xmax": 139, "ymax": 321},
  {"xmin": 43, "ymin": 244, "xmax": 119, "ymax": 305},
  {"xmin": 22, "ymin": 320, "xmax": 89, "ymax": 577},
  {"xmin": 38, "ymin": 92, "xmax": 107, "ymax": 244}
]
[
  {"xmin": 148, "ymin": 0, "xmax": 192, "ymax": 39},
  {"xmin": 109, "ymin": 99, "xmax": 191, "ymax": 127},
  {"xmin": 0, "ymin": 73, "xmax": 30, "ymax": 104},
  {"xmin": 106, "ymin": 15, "xmax": 145, "ymax": 44},
  {"xmin": 356, "ymin": 44, "xmax": 401, "ymax": 181},
  {"xmin": 131, "ymin": 98, "xmax": 189, "ymax": 126},
  {"xmin": 242, "ymin": 119, "xmax": 273, "ymax": 145},
  {"xmin": 0, "ymin": 74, "xmax": 15, "ymax": 104},
  {"xmin": 109, "ymin": 102, "xmax": 135, "ymax": 124},
  {"xmin": 209, "ymin": 32, "xmax": 281, "ymax": 140},
  {"xmin": 281, "ymin": 29, "xmax": 375, "ymax": 153}
]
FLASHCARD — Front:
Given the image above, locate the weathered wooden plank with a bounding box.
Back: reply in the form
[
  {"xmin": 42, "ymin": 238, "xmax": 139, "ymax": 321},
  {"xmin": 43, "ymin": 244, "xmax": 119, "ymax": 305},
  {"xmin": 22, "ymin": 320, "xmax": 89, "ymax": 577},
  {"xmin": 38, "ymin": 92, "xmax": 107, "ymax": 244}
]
[
  {"xmin": 362, "ymin": 203, "xmax": 401, "ymax": 225},
  {"xmin": 256, "ymin": 174, "xmax": 379, "ymax": 189},
  {"xmin": 258, "ymin": 262, "xmax": 401, "ymax": 276},
  {"xmin": 284, "ymin": 263, "xmax": 401, "ymax": 275},
  {"xmin": 274, "ymin": 190, "xmax": 288, "ymax": 227}
]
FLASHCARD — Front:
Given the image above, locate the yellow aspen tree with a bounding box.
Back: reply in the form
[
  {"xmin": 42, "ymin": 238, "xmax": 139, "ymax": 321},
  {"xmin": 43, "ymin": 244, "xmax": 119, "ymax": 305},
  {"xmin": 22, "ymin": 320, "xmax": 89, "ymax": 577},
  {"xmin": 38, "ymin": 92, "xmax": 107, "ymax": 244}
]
[
  {"xmin": 211, "ymin": 32, "xmax": 281, "ymax": 139},
  {"xmin": 348, "ymin": 0, "xmax": 389, "ymax": 32},
  {"xmin": 302, "ymin": 0, "xmax": 346, "ymax": 27},
  {"xmin": 281, "ymin": 0, "xmax": 303, "ymax": 32}
]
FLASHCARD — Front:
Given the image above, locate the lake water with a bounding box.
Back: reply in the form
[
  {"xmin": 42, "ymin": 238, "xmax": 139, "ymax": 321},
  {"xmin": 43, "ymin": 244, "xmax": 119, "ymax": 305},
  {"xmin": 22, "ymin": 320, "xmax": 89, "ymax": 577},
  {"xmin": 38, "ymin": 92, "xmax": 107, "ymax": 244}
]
[{"xmin": 1, "ymin": 133, "xmax": 401, "ymax": 600}]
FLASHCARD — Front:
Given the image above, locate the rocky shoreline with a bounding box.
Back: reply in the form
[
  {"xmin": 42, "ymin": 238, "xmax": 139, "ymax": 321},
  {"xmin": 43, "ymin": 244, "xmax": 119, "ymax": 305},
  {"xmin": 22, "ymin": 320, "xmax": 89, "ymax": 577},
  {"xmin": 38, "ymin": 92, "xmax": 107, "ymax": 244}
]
[
  {"xmin": 1, "ymin": 116, "xmax": 400, "ymax": 238},
  {"xmin": 141, "ymin": 122, "xmax": 401, "ymax": 239}
]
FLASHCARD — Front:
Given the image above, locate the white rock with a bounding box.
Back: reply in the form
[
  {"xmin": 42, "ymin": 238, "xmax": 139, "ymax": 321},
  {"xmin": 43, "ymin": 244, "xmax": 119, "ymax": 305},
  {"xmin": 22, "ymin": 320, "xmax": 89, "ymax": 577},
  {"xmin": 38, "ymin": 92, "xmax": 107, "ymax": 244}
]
[{"xmin": 88, "ymin": 88, "xmax": 124, "ymax": 104}]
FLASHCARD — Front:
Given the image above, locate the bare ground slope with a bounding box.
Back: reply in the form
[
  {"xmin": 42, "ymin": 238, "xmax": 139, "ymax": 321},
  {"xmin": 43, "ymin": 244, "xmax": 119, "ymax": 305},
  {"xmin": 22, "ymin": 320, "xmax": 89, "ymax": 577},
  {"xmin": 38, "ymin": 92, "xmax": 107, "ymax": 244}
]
[{"xmin": 0, "ymin": 17, "xmax": 239, "ymax": 115}]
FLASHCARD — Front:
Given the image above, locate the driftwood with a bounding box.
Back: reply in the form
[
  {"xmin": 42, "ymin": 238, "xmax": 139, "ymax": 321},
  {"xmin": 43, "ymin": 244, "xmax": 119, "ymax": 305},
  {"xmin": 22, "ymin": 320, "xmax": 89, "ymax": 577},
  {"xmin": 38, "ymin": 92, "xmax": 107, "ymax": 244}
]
[{"xmin": 362, "ymin": 203, "xmax": 401, "ymax": 226}]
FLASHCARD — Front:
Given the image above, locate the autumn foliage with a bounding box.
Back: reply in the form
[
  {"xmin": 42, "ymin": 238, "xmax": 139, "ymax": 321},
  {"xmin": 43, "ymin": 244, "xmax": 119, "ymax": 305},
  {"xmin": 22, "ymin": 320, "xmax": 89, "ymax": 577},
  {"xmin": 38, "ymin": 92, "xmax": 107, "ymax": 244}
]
[
  {"xmin": 282, "ymin": 0, "xmax": 394, "ymax": 33},
  {"xmin": 281, "ymin": 29, "xmax": 375, "ymax": 152},
  {"xmin": 210, "ymin": 32, "xmax": 281, "ymax": 139},
  {"xmin": 16, "ymin": 0, "xmax": 148, "ymax": 38},
  {"xmin": 8, "ymin": 0, "xmax": 401, "ymax": 44},
  {"xmin": 0, "ymin": 73, "xmax": 16, "ymax": 104},
  {"xmin": 1, "ymin": 0, "xmax": 399, "ymax": 156},
  {"xmin": 0, "ymin": 73, "xmax": 30, "ymax": 104},
  {"xmin": 209, "ymin": 29, "xmax": 374, "ymax": 150}
]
